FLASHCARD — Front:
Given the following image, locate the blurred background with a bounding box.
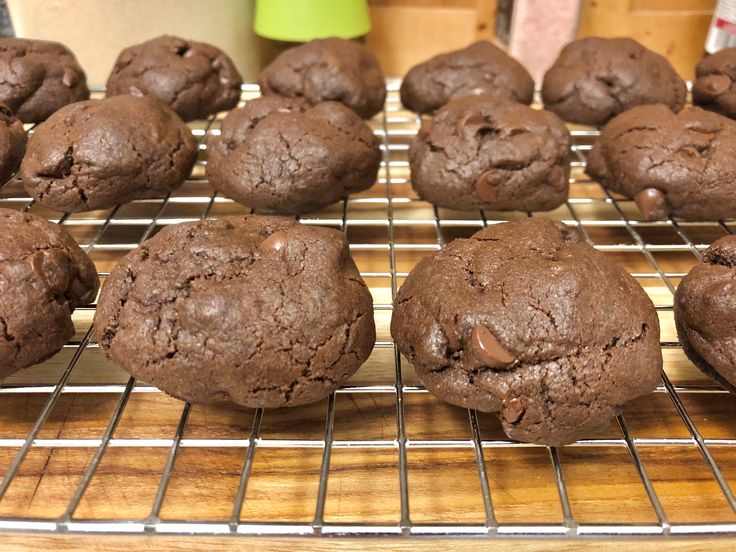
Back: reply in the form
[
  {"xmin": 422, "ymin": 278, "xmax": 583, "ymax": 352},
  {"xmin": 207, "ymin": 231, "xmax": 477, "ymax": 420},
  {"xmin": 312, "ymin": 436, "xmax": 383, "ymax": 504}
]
[{"xmin": 3, "ymin": 0, "xmax": 719, "ymax": 85}]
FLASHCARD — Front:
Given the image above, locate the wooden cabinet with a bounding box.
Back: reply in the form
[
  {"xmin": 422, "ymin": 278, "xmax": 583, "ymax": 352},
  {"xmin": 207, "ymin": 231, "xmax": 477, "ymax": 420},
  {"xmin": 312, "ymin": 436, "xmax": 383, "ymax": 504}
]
[{"xmin": 367, "ymin": 0, "xmax": 716, "ymax": 79}]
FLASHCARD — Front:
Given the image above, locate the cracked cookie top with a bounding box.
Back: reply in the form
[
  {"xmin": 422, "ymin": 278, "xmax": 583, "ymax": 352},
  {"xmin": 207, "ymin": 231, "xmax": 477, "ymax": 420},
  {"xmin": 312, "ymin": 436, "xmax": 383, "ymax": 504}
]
[
  {"xmin": 675, "ymin": 235, "xmax": 736, "ymax": 392},
  {"xmin": 258, "ymin": 37, "xmax": 386, "ymax": 119},
  {"xmin": 400, "ymin": 41, "xmax": 534, "ymax": 115},
  {"xmin": 0, "ymin": 102, "xmax": 26, "ymax": 184},
  {"xmin": 542, "ymin": 37, "xmax": 686, "ymax": 127},
  {"xmin": 586, "ymin": 104, "xmax": 736, "ymax": 221},
  {"xmin": 693, "ymin": 47, "xmax": 736, "ymax": 120},
  {"xmin": 0, "ymin": 38, "xmax": 90, "ymax": 123},
  {"xmin": 106, "ymin": 35, "xmax": 243, "ymax": 122},
  {"xmin": 0, "ymin": 208, "xmax": 98, "ymax": 379},
  {"xmin": 20, "ymin": 94, "xmax": 198, "ymax": 213},
  {"xmin": 94, "ymin": 215, "xmax": 376, "ymax": 408},
  {"xmin": 390, "ymin": 218, "xmax": 661, "ymax": 446},
  {"xmin": 206, "ymin": 96, "xmax": 381, "ymax": 214},
  {"xmin": 408, "ymin": 93, "xmax": 571, "ymax": 211}
]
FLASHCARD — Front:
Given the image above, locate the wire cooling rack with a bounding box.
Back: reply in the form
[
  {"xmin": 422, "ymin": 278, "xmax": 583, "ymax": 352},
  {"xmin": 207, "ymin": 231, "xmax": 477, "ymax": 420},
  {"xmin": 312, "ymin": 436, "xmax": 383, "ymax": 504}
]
[{"xmin": 0, "ymin": 81, "xmax": 736, "ymax": 541}]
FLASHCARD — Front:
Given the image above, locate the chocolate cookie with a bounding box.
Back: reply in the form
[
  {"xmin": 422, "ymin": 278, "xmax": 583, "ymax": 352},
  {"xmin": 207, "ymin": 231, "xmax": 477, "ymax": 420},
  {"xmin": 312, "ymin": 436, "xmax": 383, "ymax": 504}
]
[
  {"xmin": 409, "ymin": 94, "xmax": 570, "ymax": 211},
  {"xmin": 0, "ymin": 209, "xmax": 98, "ymax": 380},
  {"xmin": 0, "ymin": 103, "xmax": 27, "ymax": 184},
  {"xmin": 207, "ymin": 96, "xmax": 381, "ymax": 214},
  {"xmin": 0, "ymin": 38, "xmax": 89, "ymax": 123},
  {"xmin": 400, "ymin": 41, "xmax": 534, "ymax": 114},
  {"xmin": 258, "ymin": 37, "xmax": 386, "ymax": 119},
  {"xmin": 21, "ymin": 94, "xmax": 197, "ymax": 213},
  {"xmin": 391, "ymin": 218, "xmax": 661, "ymax": 446},
  {"xmin": 542, "ymin": 37, "xmax": 687, "ymax": 127},
  {"xmin": 587, "ymin": 105, "xmax": 736, "ymax": 221},
  {"xmin": 675, "ymin": 236, "xmax": 736, "ymax": 392},
  {"xmin": 693, "ymin": 48, "xmax": 736, "ymax": 119},
  {"xmin": 106, "ymin": 35, "xmax": 243, "ymax": 121},
  {"xmin": 94, "ymin": 215, "xmax": 375, "ymax": 408}
]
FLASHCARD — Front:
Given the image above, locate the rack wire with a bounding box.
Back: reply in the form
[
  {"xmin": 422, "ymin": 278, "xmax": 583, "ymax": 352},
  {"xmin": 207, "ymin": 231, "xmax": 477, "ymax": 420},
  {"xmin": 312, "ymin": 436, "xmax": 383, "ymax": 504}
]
[{"xmin": 0, "ymin": 81, "xmax": 736, "ymax": 540}]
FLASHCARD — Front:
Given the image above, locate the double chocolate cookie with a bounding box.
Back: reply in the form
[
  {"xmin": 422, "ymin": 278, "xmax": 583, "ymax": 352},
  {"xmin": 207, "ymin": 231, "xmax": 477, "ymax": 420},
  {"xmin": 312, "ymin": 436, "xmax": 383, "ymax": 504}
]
[
  {"xmin": 400, "ymin": 41, "xmax": 534, "ymax": 114},
  {"xmin": 409, "ymin": 94, "xmax": 571, "ymax": 211},
  {"xmin": 693, "ymin": 48, "xmax": 736, "ymax": 119},
  {"xmin": 0, "ymin": 103, "xmax": 27, "ymax": 184},
  {"xmin": 94, "ymin": 215, "xmax": 376, "ymax": 408},
  {"xmin": 21, "ymin": 94, "xmax": 197, "ymax": 213},
  {"xmin": 675, "ymin": 236, "xmax": 736, "ymax": 392},
  {"xmin": 258, "ymin": 37, "xmax": 386, "ymax": 119},
  {"xmin": 106, "ymin": 35, "xmax": 243, "ymax": 121},
  {"xmin": 587, "ymin": 105, "xmax": 736, "ymax": 221},
  {"xmin": 391, "ymin": 218, "xmax": 662, "ymax": 446},
  {"xmin": 542, "ymin": 37, "xmax": 687, "ymax": 126},
  {"xmin": 0, "ymin": 38, "xmax": 90, "ymax": 123},
  {"xmin": 207, "ymin": 96, "xmax": 381, "ymax": 214},
  {"xmin": 0, "ymin": 209, "xmax": 98, "ymax": 379}
]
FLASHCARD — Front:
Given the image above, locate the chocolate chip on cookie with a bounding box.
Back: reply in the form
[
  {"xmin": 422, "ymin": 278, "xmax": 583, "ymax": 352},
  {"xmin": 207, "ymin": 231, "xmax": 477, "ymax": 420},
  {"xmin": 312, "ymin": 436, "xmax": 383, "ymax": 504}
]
[
  {"xmin": 21, "ymin": 94, "xmax": 198, "ymax": 213},
  {"xmin": 542, "ymin": 37, "xmax": 687, "ymax": 127},
  {"xmin": 207, "ymin": 96, "xmax": 381, "ymax": 214},
  {"xmin": 409, "ymin": 94, "xmax": 571, "ymax": 211},
  {"xmin": 95, "ymin": 215, "xmax": 375, "ymax": 407},
  {"xmin": 400, "ymin": 41, "xmax": 534, "ymax": 114},
  {"xmin": 391, "ymin": 218, "xmax": 662, "ymax": 446},
  {"xmin": 0, "ymin": 38, "xmax": 90, "ymax": 123},
  {"xmin": 587, "ymin": 104, "xmax": 736, "ymax": 221},
  {"xmin": 258, "ymin": 37, "xmax": 386, "ymax": 119},
  {"xmin": 106, "ymin": 35, "xmax": 243, "ymax": 121},
  {"xmin": 0, "ymin": 208, "xmax": 98, "ymax": 379},
  {"xmin": 693, "ymin": 48, "xmax": 736, "ymax": 119}
]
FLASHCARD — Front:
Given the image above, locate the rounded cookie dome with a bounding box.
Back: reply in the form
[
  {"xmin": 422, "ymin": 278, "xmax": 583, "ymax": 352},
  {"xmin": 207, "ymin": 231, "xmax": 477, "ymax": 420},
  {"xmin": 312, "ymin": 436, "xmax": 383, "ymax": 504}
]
[
  {"xmin": 391, "ymin": 218, "xmax": 661, "ymax": 446},
  {"xmin": 94, "ymin": 215, "xmax": 376, "ymax": 408}
]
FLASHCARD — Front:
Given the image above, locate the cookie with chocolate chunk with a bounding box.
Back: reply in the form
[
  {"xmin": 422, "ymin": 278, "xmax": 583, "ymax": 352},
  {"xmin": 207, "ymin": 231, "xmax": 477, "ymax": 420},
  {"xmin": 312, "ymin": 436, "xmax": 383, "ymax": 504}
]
[
  {"xmin": 542, "ymin": 37, "xmax": 687, "ymax": 126},
  {"xmin": 106, "ymin": 35, "xmax": 243, "ymax": 121},
  {"xmin": 0, "ymin": 38, "xmax": 90, "ymax": 123},
  {"xmin": 258, "ymin": 37, "xmax": 386, "ymax": 118},
  {"xmin": 400, "ymin": 41, "xmax": 534, "ymax": 114},
  {"xmin": 587, "ymin": 104, "xmax": 736, "ymax": 221},
  {"xmin": 94, "ymin": 215, "xmax": 376, "ymax": 408},
  {"xmin": 409, "ymin": 94, "xmax": 570, "ymax": 211},
  {"xmin": 391, "ymin": 218, "xmax": 661, "ymax": 446},
  {"xmin": 20, "ymin": 94, "xmax": 197, "ymax": 213},
  {"xmin": 0, "ymin": 208, "xmax": 99, "ymax": 379},
  {"xmin": 207, "ymin": 96, "xmax": 381, "ymax": 214},
  {"xmin": 693, "ymin": 48, "xmax": 736, "ymax": 119},
  {"xmin": 0, "ymin": 103, "xmax": 26, "ymax": 184},
  {"xmin": 675, "ymin": 236, "xmax": 736, "ymax": 392}
]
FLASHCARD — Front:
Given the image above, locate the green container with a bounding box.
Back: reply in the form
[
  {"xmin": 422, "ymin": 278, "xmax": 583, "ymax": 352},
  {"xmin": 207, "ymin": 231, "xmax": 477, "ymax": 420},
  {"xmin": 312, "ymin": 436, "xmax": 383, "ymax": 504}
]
[{"xmin": 254, "ymin": 0, "xmax": 371, "ymax": 42}]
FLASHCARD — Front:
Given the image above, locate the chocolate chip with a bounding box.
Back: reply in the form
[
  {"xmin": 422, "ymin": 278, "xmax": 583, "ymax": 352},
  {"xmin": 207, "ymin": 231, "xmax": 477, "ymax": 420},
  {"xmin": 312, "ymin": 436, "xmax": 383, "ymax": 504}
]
[
  {"xmin": 469, "ymin": 324, "xmax": 514, "ymax": 369},
  {"xmin": 260, "ymin": 230, "xmax": 288, "ymax": 253},
  {"xmin": 474, "ymin": 170, "xmax": 498, "ymax": 202},
  {"xmin": 31, "ymin": 250, "xmax": 70, "ymax": 295},
  {"xmin": 634, "ymin": 187, "xmax": 669, "ymax": 220},
  {"xmin": 701, "ymin": 73, "xmax": 732, "ymax": 97},
  {"xmin": 62, "ymin": 67, "xmax": 78, "ymax": 88},
  {"xmin": 502, "ymin": 396, "xmax": 525, "ymax": 423}
]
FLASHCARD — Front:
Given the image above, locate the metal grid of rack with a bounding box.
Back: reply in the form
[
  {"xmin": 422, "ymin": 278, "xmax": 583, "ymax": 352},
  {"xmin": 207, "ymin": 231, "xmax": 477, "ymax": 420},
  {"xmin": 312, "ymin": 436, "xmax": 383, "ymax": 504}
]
[{"xmin": 0, "ymin": 82, "xmax": 735, "ymax": 539}]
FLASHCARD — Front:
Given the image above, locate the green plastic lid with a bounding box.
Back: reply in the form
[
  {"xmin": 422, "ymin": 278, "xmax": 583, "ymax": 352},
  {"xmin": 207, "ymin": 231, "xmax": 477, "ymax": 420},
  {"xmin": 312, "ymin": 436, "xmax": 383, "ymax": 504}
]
[{"xmin": 254, "ymin": 0, "xmax": 371, "ymax": 42}]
